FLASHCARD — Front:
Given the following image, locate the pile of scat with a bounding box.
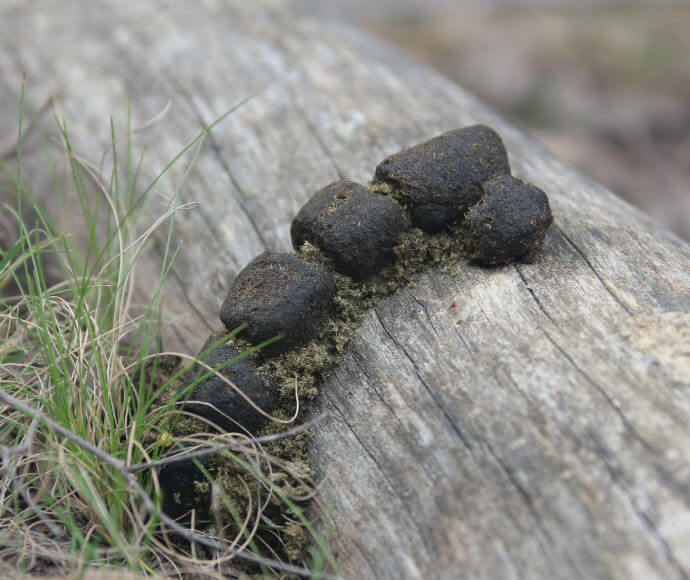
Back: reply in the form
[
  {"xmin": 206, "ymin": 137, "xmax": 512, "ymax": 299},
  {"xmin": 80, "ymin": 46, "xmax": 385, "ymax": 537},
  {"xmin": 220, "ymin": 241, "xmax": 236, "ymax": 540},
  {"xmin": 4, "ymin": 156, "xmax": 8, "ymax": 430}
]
[{"xmin": 155, "ymin": 125, "xmax": 553, "ymax": 562}]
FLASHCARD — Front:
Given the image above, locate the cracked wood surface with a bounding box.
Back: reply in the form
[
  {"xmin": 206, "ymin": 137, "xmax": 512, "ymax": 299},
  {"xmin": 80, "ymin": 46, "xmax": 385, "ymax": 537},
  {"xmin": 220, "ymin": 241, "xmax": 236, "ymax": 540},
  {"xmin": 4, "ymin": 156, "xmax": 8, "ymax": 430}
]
[{"xmin": 1, "ymin": 1, "xmax": 689, "ymax": 578}]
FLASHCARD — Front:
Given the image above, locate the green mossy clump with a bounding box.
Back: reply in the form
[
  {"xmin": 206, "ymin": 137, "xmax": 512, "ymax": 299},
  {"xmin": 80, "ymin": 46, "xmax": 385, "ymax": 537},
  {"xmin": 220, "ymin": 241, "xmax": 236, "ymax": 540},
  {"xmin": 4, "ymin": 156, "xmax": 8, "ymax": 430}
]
[{"xmin": 283, "ymin": 522, "xmax": 308, "ymax": 561}]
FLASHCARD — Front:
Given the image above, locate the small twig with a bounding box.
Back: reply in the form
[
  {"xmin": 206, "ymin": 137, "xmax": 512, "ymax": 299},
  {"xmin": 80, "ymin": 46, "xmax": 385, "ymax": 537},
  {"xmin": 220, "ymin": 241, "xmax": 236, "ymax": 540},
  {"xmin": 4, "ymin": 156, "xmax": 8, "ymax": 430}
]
[
  {"xmin": 2, "ymin": 416, "xmax": 39, "ymax": 457},
  {"xmin": 0, "ymin": 387, "xmax": 126, "ymax": 471},
  {"xmin": 127, "ymin": 413, "xmax": 327, "ymax": 473},
  {"xmin": 1, "ymin": 417, "xmax": 64, "ymax": 538},
  {"xmin": 8, "ymin": 469, "xmax": 64, "ymax": 538}
]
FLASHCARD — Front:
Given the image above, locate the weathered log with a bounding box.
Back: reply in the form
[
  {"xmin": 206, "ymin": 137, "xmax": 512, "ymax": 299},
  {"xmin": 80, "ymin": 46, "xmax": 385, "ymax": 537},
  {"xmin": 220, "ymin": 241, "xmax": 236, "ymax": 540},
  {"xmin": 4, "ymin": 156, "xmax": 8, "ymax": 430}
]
[{"xmin": 1, "ymin": 1, "xmax": 689, "ymax": 578}]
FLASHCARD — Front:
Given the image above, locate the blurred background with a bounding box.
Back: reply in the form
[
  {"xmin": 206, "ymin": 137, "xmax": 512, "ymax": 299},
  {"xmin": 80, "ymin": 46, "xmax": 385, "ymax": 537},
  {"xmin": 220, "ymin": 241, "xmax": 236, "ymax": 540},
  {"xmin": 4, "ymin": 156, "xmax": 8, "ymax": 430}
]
[{"xmin": 311, "ymin": 0, "xmax": 690, "ymax": 240}]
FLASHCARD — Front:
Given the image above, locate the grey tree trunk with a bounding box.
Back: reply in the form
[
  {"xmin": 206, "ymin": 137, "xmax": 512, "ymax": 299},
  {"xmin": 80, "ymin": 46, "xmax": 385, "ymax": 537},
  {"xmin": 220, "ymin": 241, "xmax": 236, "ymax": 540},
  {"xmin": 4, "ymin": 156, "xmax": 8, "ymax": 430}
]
[{"xmin": 1, "ymin": 1, "xmax": 689, "ymax": 578}]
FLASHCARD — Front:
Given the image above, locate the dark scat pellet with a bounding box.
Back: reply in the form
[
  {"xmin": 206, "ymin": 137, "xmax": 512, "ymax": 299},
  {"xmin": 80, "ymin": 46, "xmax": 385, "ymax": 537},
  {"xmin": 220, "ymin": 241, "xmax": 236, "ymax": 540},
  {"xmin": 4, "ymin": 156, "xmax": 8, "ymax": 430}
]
[
  {"xmin": 158, "ymin": 454, "xmax": 212, "ymax": 521},
  {"xmin": 467, "ymin": 175, "xmax": 553, "ymax": 265},
  {"xmin": 291, "ymin": 181, "xmax": 408, "ymax": 280},
  {"xmin": 180, "ymin": 331, "xmax": 280, "ymax": 433},
  {"xmin": 219, "ymin": 252, "xmax": 335, "ymax": 356},
  {"xmin": 373, "ymin": 125, "xmax": 510, "ymax": 233}
]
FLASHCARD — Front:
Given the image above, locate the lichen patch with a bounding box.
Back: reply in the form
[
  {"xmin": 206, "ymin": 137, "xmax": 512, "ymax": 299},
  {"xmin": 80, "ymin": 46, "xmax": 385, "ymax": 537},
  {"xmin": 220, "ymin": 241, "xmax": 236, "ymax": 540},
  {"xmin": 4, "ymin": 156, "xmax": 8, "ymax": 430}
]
[{"xmin": 624, "ymin": 311, "xmax": 690, "ymax": 384}]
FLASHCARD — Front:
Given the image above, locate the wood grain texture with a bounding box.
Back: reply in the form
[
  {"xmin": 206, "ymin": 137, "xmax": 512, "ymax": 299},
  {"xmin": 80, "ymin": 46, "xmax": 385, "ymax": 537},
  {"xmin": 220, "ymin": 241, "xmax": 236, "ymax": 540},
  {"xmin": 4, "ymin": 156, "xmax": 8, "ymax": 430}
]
[{"xmin": 1, "ymin": 1, "xmax": 689, "ymax": 578}]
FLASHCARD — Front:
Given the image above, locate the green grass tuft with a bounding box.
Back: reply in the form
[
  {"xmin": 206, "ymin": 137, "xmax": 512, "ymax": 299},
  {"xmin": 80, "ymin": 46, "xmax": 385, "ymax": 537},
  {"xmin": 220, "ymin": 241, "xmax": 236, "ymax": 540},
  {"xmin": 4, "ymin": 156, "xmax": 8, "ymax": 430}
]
[{"xmin": 0, "ymin": 79, "xmax": 338, "ymax": 579}]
